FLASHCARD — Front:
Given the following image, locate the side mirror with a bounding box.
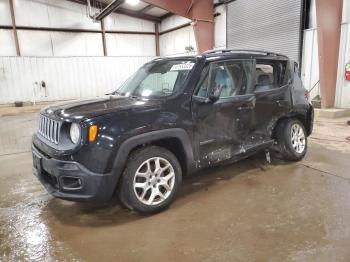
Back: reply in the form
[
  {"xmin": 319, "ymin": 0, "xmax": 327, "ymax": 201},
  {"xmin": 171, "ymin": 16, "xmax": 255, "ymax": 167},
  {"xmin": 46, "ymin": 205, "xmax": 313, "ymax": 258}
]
[{"xmin": 208, "ymin": 84, "xmax": 223, "ymax": 102}]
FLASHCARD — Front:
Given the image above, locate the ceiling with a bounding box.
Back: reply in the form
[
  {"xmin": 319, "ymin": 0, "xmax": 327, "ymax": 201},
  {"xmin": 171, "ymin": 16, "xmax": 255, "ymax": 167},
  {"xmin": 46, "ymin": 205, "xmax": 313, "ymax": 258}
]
[{"xmin": 97, "ymin": 0, "xmax": 170, "ymax": 18}]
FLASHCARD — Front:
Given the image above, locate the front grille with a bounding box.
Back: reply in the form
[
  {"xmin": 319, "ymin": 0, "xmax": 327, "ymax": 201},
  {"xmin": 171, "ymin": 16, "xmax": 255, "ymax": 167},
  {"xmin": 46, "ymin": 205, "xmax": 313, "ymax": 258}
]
[{"xmin": 38, "ymin": 115, "xmax": 61, "ymax": 145}]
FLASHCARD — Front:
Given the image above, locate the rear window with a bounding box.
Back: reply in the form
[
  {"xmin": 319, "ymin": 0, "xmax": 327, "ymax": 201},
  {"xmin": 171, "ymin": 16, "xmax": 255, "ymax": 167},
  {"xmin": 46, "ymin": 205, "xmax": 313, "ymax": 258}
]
[{"xmin": 255, "ymin": 60, "xmax": 289, "ymax": 92}]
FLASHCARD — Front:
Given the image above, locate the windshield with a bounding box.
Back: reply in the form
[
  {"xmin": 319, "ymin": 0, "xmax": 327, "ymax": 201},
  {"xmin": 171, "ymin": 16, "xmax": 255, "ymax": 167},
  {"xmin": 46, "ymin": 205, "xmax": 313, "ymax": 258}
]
[{"xmin": 115, "ymin": 59, "xmax": 195, "ymax": 98}]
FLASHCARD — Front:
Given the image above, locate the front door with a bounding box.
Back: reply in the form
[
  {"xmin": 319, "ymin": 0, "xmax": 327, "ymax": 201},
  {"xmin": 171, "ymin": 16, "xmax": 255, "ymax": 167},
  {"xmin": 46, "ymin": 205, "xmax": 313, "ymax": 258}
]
[{"xmin": 191, "ymin": 59, "xmax": 256, "ymax": 167}]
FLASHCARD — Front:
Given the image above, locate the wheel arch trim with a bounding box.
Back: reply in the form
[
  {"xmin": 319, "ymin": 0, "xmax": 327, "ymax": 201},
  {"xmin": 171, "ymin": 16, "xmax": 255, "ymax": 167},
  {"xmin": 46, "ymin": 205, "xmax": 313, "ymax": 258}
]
[
  {"xmin": 271, "ymin": 108, "xmax": 313, "ymax": 139},
  {"xmin": 111, "ymin": 128, "xmax": 195, "ymax": 182}
]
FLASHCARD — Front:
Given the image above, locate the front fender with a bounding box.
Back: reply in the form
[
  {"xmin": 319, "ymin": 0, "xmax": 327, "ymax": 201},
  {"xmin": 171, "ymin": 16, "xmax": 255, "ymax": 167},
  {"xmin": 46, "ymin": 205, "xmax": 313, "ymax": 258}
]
[{"xmin": 110, "ymin": 128, "xmax": 195, "ymax": 183}]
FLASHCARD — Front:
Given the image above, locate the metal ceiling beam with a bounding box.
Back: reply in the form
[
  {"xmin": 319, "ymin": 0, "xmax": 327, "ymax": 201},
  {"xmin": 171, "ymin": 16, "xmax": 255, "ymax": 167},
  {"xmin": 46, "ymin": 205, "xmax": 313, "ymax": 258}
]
[
  {"xmin": 94, "ymin": 0, "xmax": 124, "ymax": 20},
  {"xmin": 0, "ymin": 25, "xmax": 155, "ymax": 35},
  {"xmin": 142, "ymin": 0, "xmax": 193, "ymax": 19},
  {"xmin": 159, "ymin": 12, "xmax": 172, "ymax": 20},
  {"xmin": 117, "ymin": 7, "xmax": 161, "ymax": 22},
  {"xmin": 66, "ymin": 0, "xmax": 160, "ymax": 22},
  {"xmin": 139, "ymin": 4, "xmax": 154, "ymax": 13},
  {"xmin": 142, "ymin": 0, "xmax": 214, "ymax": 53}
]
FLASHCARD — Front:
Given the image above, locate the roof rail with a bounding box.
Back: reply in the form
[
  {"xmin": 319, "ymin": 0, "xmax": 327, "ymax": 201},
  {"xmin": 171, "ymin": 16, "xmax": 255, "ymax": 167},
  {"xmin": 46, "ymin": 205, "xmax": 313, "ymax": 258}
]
[{"xmin": 203, "ymin": 49, "xmax": 288, "ymax": 58}]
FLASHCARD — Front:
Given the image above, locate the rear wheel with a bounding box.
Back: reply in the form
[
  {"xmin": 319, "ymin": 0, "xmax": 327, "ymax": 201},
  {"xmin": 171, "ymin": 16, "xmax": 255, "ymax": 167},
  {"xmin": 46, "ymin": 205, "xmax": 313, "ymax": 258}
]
[
  {"xmin": 119, "ymin": 146, "xmax": 182, "ymax": 214},
  {"xmin": 276, "ymin": 118, "xmax": 307, "ymax": 161}
]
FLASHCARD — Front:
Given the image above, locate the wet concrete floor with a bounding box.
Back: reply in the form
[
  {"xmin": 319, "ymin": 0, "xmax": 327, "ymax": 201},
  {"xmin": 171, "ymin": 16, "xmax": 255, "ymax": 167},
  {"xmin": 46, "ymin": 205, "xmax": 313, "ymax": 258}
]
[{"xmin": 1, "ymin": 112, "xmax": 350, "ymax": 261}]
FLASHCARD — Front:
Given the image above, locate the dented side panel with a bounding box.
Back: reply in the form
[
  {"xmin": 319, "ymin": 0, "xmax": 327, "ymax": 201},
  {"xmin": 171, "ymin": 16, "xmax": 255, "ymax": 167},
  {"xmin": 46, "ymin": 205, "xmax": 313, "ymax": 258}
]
[
  {"xmin": 191, "ymin": 58, "xmax": 312, "ymax": 168},
  {"xmin": 253, "ymin": 84, "xmax": 292, "ymax": 138},
  {"xmin": 192, "ymin": 95, "xmax": 257, "ymax": 168}
]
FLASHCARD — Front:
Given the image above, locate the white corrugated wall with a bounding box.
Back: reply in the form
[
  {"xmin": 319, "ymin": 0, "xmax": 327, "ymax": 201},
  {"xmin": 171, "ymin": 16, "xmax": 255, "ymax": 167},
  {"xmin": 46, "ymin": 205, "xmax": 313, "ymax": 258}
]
[
  {"xmin": 0, "ymin": 56, "xmax": 155, "ymax": 104},
  {"xmin": 301, "ymin": 28, "xmax": 320, "ymax": 101}
]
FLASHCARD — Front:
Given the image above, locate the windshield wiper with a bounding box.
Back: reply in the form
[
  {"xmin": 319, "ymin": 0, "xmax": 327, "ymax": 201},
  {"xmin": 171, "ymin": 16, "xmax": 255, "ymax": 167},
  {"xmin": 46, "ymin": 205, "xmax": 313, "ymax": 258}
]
[{"xmin": 108, "ymin": 90, "xmax": 124, "ymax": 96}]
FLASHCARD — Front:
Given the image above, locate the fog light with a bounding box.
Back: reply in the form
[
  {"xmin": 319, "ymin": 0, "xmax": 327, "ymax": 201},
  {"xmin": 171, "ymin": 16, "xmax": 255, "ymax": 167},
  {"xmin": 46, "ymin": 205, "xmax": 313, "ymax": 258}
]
[{"xmin": 61, "ymin": 176, "xmax": 82, "ymax": 190}]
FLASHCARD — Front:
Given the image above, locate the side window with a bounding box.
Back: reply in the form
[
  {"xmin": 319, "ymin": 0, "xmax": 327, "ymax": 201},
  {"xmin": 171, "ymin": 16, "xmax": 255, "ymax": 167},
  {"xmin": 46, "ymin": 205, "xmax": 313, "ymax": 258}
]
[
  {"xmin": 195, "ymin": 71, "xmax": 210, "ymax": 98},
  {"xmin": 255, "ymin": 60, "xmax": 288, "ymax": 92},
  {"xmin": 195, "ymin": 60, "xmax": 253, "ymax": 98}
]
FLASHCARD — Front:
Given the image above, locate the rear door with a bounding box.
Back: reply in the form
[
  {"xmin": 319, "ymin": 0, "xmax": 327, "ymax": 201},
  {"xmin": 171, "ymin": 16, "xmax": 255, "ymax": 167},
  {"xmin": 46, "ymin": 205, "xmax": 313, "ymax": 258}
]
[
  {"xmin": 191, "ymin": 59, "xmax": 256, "ymax": 166},
  {"xmin": 252, "ymin": 59, "xmax": 292, "ymax": 139}
]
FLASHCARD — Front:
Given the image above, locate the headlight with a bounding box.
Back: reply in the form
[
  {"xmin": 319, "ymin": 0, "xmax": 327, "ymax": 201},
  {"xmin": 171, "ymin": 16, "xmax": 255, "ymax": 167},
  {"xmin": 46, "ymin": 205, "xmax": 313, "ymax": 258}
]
[{"xmin": 70, "ymin": 123, "xmax": 81, "ymax": 144}]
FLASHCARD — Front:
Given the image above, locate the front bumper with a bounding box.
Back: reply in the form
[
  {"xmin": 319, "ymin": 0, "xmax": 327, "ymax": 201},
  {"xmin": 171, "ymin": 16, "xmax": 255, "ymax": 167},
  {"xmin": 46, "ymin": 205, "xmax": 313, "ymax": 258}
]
[{"xmin": 32, "ymin": 144, "xmax": 117, "ymax": 203}]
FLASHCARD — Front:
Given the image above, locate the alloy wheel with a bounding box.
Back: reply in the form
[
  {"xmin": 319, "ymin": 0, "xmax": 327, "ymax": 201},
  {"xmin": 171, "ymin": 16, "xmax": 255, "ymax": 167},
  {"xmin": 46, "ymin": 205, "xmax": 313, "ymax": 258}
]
[
  {"xmin": 291, "ymin": 123, "xmax": 306, "ymax": 154},
  {"xmin": 133, "ymin": 157, "xmax": 175, "ymax": 206}
]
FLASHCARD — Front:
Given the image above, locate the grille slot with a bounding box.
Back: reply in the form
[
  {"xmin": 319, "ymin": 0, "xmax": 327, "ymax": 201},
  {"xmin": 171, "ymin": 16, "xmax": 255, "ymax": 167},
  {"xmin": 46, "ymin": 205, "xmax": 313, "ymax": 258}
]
[{"xmin": 38, "ymin": 115, "xmax": 61, "ymax": 145}]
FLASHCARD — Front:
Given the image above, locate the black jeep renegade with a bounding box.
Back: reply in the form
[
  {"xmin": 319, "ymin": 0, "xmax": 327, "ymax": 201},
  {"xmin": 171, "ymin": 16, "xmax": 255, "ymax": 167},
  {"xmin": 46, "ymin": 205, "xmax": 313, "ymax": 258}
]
[{"xmin": 32, "ymin": 50, "xmax": 314, "ymax": 213}]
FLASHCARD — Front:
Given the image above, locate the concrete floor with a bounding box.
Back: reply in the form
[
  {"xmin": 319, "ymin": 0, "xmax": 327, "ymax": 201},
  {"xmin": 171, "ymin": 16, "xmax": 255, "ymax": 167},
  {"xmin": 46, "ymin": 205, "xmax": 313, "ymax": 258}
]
[{"xmin": 0, "ymin": 111, "xmax": 350, "ymax": 262}]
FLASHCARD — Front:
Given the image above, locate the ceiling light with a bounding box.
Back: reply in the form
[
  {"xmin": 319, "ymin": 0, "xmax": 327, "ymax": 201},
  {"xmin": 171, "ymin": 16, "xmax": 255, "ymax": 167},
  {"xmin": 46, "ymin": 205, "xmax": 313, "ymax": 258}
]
[{"xmin": 126, "ymin": 0, "xmax": 140, "ymax": 5}]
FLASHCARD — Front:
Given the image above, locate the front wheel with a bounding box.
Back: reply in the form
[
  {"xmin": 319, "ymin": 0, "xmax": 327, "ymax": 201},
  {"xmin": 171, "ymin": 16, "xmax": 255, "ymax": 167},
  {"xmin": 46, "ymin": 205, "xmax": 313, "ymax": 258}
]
[
  {"xmin": 276, "ymin": 119, "xmax": 307, "ymax": 161},
  {"xmin": 118, "ymin": 146, "xmax": 182, "ymax": 214}
]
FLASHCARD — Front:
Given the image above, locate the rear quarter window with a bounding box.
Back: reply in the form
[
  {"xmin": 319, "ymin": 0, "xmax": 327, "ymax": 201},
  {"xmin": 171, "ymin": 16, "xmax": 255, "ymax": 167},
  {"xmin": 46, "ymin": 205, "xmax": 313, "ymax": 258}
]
[{"xmin": 255, "ymin": 60, "xmax": 289, "ymax": 92}]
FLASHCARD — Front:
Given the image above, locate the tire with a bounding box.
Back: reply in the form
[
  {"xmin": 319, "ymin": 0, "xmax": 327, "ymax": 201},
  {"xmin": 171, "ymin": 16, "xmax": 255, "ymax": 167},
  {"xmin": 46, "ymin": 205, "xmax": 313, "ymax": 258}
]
[
  {"xmin": 118, "ymin": 146, "xmax": 182, "ymax": 214},
  {"xmin": 276, "ymin": 118, "xmax": 307, "ymax": 161}
]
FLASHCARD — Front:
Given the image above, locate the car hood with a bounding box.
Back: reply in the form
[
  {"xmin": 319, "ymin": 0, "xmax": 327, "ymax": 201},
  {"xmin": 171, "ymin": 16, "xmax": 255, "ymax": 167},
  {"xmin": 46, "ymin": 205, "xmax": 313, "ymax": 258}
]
[{"xmin": 41, "ymin": 95, "xmax": 161, "ymax": 120}]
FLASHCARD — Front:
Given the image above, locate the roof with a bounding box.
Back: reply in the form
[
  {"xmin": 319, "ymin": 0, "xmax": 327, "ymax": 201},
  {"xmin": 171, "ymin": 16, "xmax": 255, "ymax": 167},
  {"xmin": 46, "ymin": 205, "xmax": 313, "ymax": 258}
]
[
  {"xmin": 98, "ymin": 0, "xmax": 170, "ymax": 20},
  {"xmin": 156, "ymin": 49, "xmax": 290, "ymax": 62},
  {"xmin": 203, "ymin": 49, "xmax": 290, "ymax": 60}
]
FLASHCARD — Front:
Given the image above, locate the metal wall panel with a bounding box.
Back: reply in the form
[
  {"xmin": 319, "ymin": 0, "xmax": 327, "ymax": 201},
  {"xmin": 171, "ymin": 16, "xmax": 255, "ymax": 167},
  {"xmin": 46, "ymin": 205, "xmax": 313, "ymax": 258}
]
[
  {"xmin": 104, "ymin": 13, "xmax": 155, "ymax": 32},
  {"xmin": 106, "ymin": 34, "xmax": 156, "ymax": 56},
  {"xmin": 301, "ymin": 28, "xmax": 319, "ymax": 100},
  {"xmin": 0, "ymin": 30, "xmax": 16, "ymax": 56},
  {"xmin": 1, "ymin": 0, "xmax": 157, "ymax": 57},
  {"xmin": 0, "ymin": 0, "xmax": 12, "ymax": 26},
  {"xmin": 309, "ymin": 0, "xmax": 317, "ymax": 28},
  {"xmin": 160, "ymin": 26, "xmax": 196, "ymax": 56},
  {"xmin": 343, "ymin": 0, "xmax": 350, "ymax": 23},
  {"xmin": 15, "ymin": 30, "xmax": 156, "ymax": 57},
  {"xmin": 17, "ymin": 30, "xmax": 53, "ymax": 56},
  {"xmin": 14, "ymin": 0, "xmax": 50, "ymax": 27},
  {"xmin": 160, "ymin": 15, "xmax": 191, "ymax": 32},
  {"xmin": 14, "ymin": 0, "xmax": 100, "ymax": 30},
  {"xmin": 51, "ymin": 32, "xmax": 104, "ymax": 56},
  {"xmin": 227, "ymin": 0, "xmax": 302, "ymax": 62},
  {"xmin": 45, "ymin": 0, "xmax": 100, "ymax": 30},
  {"xmin": 0, "ymin": 56, "xmax": 155, "ymax": 104},
  {"xmin": 214, "ymin": 5, "xmax": 226, "ymax": 49},
  {"xmin": 17, "ymin": 30, "xmax": 104, "ymax": 57}
]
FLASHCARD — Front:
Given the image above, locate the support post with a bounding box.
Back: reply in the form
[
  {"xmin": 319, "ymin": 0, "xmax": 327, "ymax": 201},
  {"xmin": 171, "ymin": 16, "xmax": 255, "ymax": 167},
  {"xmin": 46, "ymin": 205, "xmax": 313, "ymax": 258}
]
[
  {"xmin": 8, "ymin": 0, "xmax": 20, "ymax": 56},
  {"xmin": 316, "ymin": 0, "xmax": 343, "ymax": 108},
  {"xmin": 155, "ymin": 23, "xmax": 160, "ymax": 56},
  {"xmin": 100, "ymin": 20, "xmax": 107, "ymax": 56}
]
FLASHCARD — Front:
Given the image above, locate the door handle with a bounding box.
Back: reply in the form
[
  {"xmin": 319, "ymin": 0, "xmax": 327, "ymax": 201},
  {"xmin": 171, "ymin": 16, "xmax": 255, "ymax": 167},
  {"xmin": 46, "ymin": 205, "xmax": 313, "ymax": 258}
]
[{"xmin": 237, "ymin": 104, "xmax": 253, "ymax": 111}]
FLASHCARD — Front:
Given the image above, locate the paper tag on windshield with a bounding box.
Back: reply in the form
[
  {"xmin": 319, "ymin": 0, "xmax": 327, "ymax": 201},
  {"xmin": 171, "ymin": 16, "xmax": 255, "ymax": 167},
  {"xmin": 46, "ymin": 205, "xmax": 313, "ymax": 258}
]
[{"xmin": 170, "ymin": 63, "xmax": 194, "ymax": 71}]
